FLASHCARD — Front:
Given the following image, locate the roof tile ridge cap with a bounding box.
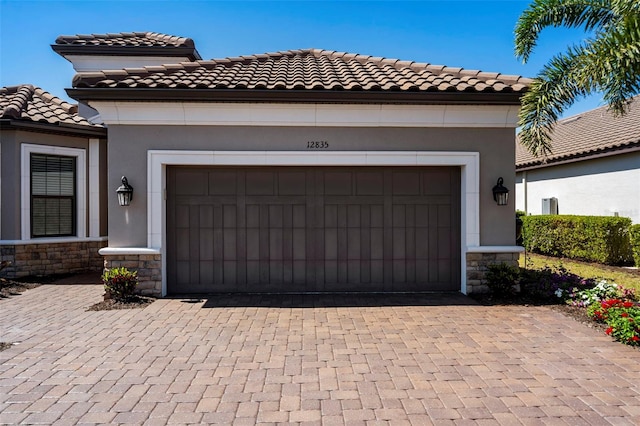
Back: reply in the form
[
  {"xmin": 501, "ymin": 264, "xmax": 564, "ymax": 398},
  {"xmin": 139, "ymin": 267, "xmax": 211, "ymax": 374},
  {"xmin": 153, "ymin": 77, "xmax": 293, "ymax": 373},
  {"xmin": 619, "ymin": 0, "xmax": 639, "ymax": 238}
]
[
  {"xmin": 34, "ymin": 87, "xmax": 78, "ymax": 115},
  {"xmin": 457, "ymin": 68, "xmax": 481, "ymax": 77},
  {"xmin": 409, "ymin": 62, "xmax": 431, "ymax": 71},
  {"xmin": 321, "ymin": 49, "xmax": 349, "ymax": 60},
  {"xmin": 145, "ymin": 31, "xmax": 195, "ymax": 47},
  {"xmin": 309, "ymin": 48, "xmax": 331, "ymax": 58},
  {"xmin": 54, "ymin": 34, "xmax": 80, "ymax": 44},
  {"xmin": 2, "ymin": 84, "xmax": 35, "ymax": 119},
  {"xmin": 353, "ymin": 53, "xmax": 372, "ymax": 64}
]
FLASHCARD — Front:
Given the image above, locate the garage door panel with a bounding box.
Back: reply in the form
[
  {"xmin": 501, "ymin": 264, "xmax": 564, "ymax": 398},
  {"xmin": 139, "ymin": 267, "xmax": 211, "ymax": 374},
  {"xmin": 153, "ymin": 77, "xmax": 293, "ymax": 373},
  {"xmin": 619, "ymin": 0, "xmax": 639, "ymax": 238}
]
[
  {"xmin": 278, "ymin": 172, "xmax": 307, "ymax": 195},
  {"xmin": 393, "ymin": 171, "xmax": 420, "ymax": 195},
  {"xmin": 167, "ymin": 166, "xmax": 460, "ymax": 294},
  {"xmin": 176, "ymin": 170, "xmax": 208, "ymax": 195},
  {"xmin": 423, "ymin": 170, "xmax": 452, "ymax": 194},
  {"xmin": 209, "ymin": 171, "xmax": 237, "ymax": 195},
  {"xmin": 246, "ymin": 171, "xmax": 275, "ymax": 195},
  {"xmin": 200, "ymin": 228, "xmax": 214, "ymax": 260},
  {"xmin": 323, "ymin": 172, "xmax": 352, "ymax": 195},
  {"xmin": 356, "ymin": 172, "xmax": 384, "ymax": 195}
]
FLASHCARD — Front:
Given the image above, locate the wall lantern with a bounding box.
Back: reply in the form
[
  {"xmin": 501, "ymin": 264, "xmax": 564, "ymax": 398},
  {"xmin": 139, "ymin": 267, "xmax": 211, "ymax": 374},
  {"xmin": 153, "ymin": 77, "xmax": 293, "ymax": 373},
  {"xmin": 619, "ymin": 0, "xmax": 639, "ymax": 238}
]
[
  {"xmin": 492, "ymin": 177, "xmax": 509, "ymax": 206},
  {"xmin": 116, "ymin": 176, "xmax": 133, "ymax": 206}
]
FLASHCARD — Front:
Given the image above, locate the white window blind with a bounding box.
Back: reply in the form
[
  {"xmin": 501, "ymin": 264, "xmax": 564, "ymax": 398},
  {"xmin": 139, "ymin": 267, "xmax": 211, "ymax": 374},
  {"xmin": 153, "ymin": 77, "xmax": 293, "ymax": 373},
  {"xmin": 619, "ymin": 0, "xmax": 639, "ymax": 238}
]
[{"xmin": 30, "ymin": 154, "xmax": 76, "ymax": 237}]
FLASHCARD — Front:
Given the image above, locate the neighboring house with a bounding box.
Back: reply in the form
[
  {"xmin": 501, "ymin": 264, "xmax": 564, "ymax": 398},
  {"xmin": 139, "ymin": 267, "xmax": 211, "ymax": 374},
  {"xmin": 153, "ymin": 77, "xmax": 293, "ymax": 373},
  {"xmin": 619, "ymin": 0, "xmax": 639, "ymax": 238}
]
[
  {"xmin": 0, "ymin": 84, "xmax": 107, "ymax": 277},
  {"xmin": 516, "ymin": 96, "xmax": 640, "ymax": 223},
  {"xmin": 53, "ymin": 32, "xmax": 530, "ymax": 296}
]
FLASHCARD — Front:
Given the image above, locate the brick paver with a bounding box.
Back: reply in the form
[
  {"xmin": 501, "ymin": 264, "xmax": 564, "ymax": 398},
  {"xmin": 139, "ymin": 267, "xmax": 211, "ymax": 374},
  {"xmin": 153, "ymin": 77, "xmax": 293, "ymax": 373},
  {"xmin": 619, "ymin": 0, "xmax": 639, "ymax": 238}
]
[{"xmin": 1, "ymin": 275, "xmax": 640, "ymax": 424}]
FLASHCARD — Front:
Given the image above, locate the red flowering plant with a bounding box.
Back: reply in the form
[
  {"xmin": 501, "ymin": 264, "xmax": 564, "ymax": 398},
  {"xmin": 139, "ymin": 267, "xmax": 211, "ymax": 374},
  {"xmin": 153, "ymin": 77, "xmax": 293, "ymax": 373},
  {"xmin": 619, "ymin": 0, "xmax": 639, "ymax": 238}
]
[
  {"xmin": 588, "ymin": 299, "xmax": 640, "ymax": 346},
  {"xmin": 102, "ymin": 267, "xmax": 138, "ymax": 301}
]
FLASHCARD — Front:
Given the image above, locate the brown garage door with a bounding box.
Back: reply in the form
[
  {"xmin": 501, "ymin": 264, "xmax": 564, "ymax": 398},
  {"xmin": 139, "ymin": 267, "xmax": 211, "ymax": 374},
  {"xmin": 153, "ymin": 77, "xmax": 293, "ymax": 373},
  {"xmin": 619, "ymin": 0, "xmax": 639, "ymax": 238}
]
[{"xmin": 166, "ymin": 166, "xmax": 460, "ymax": 294}]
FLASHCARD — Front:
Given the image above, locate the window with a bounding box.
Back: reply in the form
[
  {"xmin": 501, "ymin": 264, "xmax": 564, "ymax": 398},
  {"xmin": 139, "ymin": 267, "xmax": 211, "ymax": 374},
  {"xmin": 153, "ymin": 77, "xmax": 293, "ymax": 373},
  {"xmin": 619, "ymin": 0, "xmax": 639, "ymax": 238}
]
[{"xmin": 30, "ymin": 154, "xmax": 76, "ymax": 237}]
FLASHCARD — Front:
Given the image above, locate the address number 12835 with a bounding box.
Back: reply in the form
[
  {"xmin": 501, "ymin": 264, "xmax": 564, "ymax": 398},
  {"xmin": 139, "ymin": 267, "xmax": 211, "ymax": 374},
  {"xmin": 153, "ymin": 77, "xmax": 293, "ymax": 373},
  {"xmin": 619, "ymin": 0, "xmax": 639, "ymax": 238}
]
[{"xmin": 306, "ymin": 141, "xmax": 329, "ymax": 149}]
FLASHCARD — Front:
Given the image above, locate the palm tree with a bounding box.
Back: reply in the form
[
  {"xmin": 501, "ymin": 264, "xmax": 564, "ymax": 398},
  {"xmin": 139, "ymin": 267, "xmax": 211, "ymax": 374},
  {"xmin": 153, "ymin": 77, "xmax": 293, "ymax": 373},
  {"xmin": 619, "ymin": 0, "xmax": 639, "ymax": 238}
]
[{"xmin": 515, "ymin": 0, "xmax": 640, "ymax": 157}]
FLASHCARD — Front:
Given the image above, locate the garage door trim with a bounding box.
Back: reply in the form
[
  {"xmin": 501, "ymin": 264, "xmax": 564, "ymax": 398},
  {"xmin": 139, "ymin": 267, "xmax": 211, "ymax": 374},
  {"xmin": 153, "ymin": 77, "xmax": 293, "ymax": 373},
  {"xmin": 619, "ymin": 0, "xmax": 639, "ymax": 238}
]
[{"xmin": 148, "ymin": 150, "xmax": 480, "ymax": 296}]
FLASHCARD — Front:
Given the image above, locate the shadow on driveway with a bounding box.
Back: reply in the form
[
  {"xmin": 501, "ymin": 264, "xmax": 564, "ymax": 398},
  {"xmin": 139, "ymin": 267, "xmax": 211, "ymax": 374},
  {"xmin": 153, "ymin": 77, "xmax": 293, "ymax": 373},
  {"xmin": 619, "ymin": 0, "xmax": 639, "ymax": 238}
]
[{"xmin": 170, "ymin": 292, "xmax": 478, "ymax": 308}]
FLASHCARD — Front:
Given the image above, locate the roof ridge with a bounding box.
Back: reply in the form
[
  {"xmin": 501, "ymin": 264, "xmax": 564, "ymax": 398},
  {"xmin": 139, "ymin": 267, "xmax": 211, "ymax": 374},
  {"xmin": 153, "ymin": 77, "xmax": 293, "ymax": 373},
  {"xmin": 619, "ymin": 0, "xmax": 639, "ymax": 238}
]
[
  {"xmin": 557, "ymin": 94, "xmax": 640, "ymax": 124},
  {"xmin": 143, "ymin": 32, "xmax": 195, "ymax": 47}
]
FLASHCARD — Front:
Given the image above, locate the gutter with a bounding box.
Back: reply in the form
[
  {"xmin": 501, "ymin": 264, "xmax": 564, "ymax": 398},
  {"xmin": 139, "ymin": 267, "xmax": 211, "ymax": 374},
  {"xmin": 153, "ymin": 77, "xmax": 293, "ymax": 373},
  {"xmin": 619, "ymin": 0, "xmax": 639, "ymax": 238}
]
[
  {"xmin": 66, "ymin": 88, "xmax": 525, "ymax": 105},
  {"xmin": 0, "ymin": 119, "xmax": 107, "ymax": 138},
  {"xmin": 51, "ymin": 44, "xmax": 202, "ymax": 61}
]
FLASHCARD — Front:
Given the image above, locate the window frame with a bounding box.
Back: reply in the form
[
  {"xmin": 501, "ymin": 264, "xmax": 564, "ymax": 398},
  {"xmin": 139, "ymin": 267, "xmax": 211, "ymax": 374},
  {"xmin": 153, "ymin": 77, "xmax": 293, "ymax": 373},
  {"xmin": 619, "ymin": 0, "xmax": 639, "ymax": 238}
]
[
  {"xmin": 30, "ymin": 153, "xmax": 77, "ymax": 238},
  {"xmin": 21, "ymin": 144, "xmax": 86, "ymax": 240}
]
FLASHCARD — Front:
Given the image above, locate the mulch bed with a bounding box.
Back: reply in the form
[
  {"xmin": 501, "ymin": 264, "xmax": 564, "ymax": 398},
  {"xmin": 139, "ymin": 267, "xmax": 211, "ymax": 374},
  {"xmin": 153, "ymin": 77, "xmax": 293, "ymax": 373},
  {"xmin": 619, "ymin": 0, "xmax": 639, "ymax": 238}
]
[
  {"xmin": 0, "ymin": 278, "xmax": 40, "ymax": 299},
  {"xmin": 87, "ymin": 295, "xmax": 155, "ymax": 311}
]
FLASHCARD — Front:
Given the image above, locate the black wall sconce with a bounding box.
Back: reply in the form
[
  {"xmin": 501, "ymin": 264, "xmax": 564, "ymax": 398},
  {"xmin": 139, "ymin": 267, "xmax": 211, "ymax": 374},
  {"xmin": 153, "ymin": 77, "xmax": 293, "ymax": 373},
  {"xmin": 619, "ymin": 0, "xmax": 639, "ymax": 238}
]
[
  {"xmin": 492, "ymin": 177, "xmax": 509, "ymax": 206},
  {"xmin": 116, "ymin": 176, "xmax": 133, "ymax": 206}
]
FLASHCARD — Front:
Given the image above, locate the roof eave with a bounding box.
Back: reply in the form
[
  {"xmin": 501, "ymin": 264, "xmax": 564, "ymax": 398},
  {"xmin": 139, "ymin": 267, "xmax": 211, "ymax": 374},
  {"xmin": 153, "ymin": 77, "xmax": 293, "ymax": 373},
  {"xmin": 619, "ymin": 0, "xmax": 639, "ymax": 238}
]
[
  {"xmin": 51, "ymin": 44, "xmax": 202, "ymax": 61},
  {"xmin": 66, "ymin": 88, "xmax": 525, "ymax": 105},
  {"xmin": 0, "ymin": 119, "xmax": 107, "ymax": 137},
  {"xmin": 516, "ymin": 142, "xmax": 640, "ymax": 171}
]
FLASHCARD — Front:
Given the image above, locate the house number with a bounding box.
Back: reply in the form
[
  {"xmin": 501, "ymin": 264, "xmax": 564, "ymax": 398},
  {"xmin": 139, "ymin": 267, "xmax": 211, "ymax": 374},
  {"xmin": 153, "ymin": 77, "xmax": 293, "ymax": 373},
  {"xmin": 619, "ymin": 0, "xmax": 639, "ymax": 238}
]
[{"xmin": 307, "ymin": 141, "xmax": 329, "ymax": 149}]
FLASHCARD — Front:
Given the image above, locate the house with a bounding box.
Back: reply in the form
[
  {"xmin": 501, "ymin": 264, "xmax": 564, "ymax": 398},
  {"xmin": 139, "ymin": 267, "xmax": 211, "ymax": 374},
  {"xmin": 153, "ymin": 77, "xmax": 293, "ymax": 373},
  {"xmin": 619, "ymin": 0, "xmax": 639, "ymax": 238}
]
[
  {"xmin": 0, "ymin": 84, "xmax": 107, "ymax": 277},
  {"xmin": 49, "ymin": 32, "xmax": 529, "ymax": 296},
  {"xmin": 515, "ymin": 96, "xmax": 640, "ymax": 223}
]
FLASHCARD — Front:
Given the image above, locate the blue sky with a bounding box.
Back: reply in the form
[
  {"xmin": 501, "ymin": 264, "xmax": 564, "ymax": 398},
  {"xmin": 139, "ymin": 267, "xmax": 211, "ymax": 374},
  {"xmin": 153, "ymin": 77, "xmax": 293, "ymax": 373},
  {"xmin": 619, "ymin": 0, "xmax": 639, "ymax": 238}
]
[{"xmin": 1, "ymin": 0, "xmax": 602, "ymax": 117}]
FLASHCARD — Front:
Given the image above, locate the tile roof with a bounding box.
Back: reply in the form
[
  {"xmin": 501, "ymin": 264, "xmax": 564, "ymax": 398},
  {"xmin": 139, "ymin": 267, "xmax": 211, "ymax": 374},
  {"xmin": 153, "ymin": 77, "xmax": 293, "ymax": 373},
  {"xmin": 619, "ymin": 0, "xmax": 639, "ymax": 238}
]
[
  {"xmin": 55, "ymin": 31, "xmax": 195, "ymax": 48},
  {"xmin": 516, "ymin": 95, "xmax": 640, "ymax": 169},
  {"xmin": 70, "ymin": 48, "xmax": 531, "ymax": 101},
  {"xmin": 53, "ymin": 32, "xmax": 201, "ymax": 60},
  {"xmin": 0, "ymin": 84, "xmax": 102, "ymax": 129}
]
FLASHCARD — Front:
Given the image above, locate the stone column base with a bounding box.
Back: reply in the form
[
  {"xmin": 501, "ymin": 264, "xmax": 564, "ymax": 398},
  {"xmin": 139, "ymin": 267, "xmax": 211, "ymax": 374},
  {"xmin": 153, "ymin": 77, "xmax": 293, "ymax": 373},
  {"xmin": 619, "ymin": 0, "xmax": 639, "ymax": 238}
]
[
  {"xmin": 466, "ymin": 248, "xmax": 522, "ymax": 294},
  {"xmin": 101, "ymin": 251, "xmax": 162, "ymax": 297}
]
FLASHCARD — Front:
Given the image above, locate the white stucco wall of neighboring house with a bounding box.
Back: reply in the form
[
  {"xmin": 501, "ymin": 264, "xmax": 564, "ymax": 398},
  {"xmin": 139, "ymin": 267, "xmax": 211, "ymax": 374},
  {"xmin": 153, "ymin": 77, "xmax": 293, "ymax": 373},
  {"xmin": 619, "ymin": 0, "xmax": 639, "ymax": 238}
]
[{"xmin": 516, "ymin": 151, "xmax": 640, "ymax": 224}]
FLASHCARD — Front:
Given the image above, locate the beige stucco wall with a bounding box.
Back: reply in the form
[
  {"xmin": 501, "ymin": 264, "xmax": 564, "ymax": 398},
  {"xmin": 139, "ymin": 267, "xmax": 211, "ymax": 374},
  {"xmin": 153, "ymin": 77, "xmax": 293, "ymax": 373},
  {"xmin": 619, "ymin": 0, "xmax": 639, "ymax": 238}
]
[{"xmin": 106, "ymin": 125, "xmax": 517, "ymax": 248}]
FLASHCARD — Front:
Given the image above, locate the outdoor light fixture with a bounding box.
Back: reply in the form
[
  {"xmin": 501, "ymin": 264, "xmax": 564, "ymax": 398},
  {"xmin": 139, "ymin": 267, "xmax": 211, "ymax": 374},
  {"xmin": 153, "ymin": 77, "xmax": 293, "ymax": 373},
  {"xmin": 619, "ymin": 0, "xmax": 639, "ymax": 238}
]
[
  {"xmin": 492, "ymin": 177, "xmax": 509, "ymax": 206},
  {"xmin": 116, "ymin": 176, "xmax": 133, "ymax": 206}
]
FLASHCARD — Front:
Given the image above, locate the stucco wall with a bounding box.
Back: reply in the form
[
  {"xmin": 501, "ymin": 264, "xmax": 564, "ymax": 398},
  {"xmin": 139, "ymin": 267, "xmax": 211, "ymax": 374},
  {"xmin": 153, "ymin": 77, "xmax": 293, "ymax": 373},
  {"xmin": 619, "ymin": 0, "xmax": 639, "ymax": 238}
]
[
  {"xmin": 106, "ymin": 125, "xmax": 517, "ymax": 248},
  {"xmin": 516, "ymin": 151, "xmax": 640, "ymax": 223},
  {"xmin": 0, "ymin": 128, "xmax": 108, "ymax": 240}
]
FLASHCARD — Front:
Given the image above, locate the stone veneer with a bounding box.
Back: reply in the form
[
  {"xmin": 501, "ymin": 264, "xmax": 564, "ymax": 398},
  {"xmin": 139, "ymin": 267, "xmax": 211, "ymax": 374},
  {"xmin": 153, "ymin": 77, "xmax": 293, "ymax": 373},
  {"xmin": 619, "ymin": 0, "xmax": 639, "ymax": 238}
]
[
  {"xmin": 1, "ymin": 240, "xmax": 107, "ymax": 278},
  {"xmin": 102, "ymin": 254, "xmax": 162, "ymax": 296},
  {"xmin": 466, "ymin": 251, "xmax": 521, "ymax": 294}
]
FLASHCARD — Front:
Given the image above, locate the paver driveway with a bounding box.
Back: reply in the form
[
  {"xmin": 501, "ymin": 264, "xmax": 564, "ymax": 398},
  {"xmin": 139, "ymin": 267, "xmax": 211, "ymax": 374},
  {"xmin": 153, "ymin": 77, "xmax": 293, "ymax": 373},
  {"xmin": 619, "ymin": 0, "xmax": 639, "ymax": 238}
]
[{"xmin": 1, "ymin": 275, "xmax": 640, "ymax": 425}]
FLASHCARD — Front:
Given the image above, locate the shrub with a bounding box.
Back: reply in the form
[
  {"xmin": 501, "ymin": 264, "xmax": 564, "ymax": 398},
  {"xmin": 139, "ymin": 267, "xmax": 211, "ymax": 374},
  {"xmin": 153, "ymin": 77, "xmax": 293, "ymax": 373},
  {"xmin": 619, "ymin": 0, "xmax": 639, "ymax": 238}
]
[
  {"xmin": 102, "ymin": 267, "xmax": 138, "ymax": 300},
  {"xmin": 521, "ymin": 215, "xmax": 633, "ymax": 265},
  {"xmin": 630, "ymin": 224, "xmax": 640, "ymax": 267},
  {"xmin": 484, "ymin": 263, "xmax": 519, "ymax": 296}
]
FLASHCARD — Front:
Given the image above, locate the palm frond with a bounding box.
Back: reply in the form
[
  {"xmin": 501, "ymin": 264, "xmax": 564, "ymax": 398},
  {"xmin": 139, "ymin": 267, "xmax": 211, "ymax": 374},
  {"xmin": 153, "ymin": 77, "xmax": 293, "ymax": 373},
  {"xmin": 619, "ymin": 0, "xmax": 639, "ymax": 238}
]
[
  {"xmin": 518, "ymin": 48, "xmax": 590, "ymax": 157},
  {"xmin": 515, "ymin": 0, "xmax": 616, "ymax": 62}
]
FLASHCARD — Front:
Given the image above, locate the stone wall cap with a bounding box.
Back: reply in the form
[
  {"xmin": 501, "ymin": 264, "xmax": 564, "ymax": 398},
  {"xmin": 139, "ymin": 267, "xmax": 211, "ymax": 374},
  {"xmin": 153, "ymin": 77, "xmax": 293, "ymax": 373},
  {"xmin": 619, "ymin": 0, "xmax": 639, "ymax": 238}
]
[
  {"xmin": 1, "ymin": 237, "xmax": 107, "ymax": 245},
  {"xmin": 99, "ymin": 247, "xmax": 161, "ymax": 255},
  {"xmin": 466, "ymin": 245, "xmax": 524, "ymax": 253}
]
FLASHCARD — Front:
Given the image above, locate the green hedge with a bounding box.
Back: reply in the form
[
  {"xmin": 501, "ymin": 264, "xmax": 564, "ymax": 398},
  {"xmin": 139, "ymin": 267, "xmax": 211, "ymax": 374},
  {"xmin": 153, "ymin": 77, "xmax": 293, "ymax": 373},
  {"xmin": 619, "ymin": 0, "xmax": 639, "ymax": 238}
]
[
  {"xmin": 630, "ymin": 224, "xmax": 640, "ymax": 267},
  {"xmin": 522, "ymin": 215, "xmax": 633, "ymax": 265}
]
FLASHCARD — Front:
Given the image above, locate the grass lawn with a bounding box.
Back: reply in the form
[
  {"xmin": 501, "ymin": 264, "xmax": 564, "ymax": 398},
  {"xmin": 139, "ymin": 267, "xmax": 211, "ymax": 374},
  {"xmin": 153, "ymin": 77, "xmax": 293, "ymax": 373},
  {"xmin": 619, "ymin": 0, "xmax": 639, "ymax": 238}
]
[{"xmin": 519, "ymin": 252, "xmax": 640, "ymax": 291}]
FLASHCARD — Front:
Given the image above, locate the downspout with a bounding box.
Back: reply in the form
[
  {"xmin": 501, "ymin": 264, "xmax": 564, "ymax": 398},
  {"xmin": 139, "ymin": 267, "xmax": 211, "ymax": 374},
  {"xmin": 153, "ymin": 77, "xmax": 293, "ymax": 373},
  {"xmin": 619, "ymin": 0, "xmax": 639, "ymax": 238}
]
[{"xmin": 522, "ymin": 170, "xmax": 528, "ymax": 214}]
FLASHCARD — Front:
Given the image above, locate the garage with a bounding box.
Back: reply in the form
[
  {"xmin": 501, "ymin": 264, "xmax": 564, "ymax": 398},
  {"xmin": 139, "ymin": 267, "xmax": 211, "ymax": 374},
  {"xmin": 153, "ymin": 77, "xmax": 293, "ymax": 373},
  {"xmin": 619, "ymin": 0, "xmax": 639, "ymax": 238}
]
[{"xmin": 166, "ymin": 165, "xmax": 460, "ymax": 294}]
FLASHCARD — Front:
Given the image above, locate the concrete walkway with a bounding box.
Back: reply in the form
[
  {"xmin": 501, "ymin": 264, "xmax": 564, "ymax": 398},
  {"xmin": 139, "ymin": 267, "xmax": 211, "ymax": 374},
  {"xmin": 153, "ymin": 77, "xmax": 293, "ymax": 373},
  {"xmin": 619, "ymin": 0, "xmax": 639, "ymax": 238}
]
[{"xmin": 1, "ymin": 275, "xmax": 640, "ymax": 425}]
